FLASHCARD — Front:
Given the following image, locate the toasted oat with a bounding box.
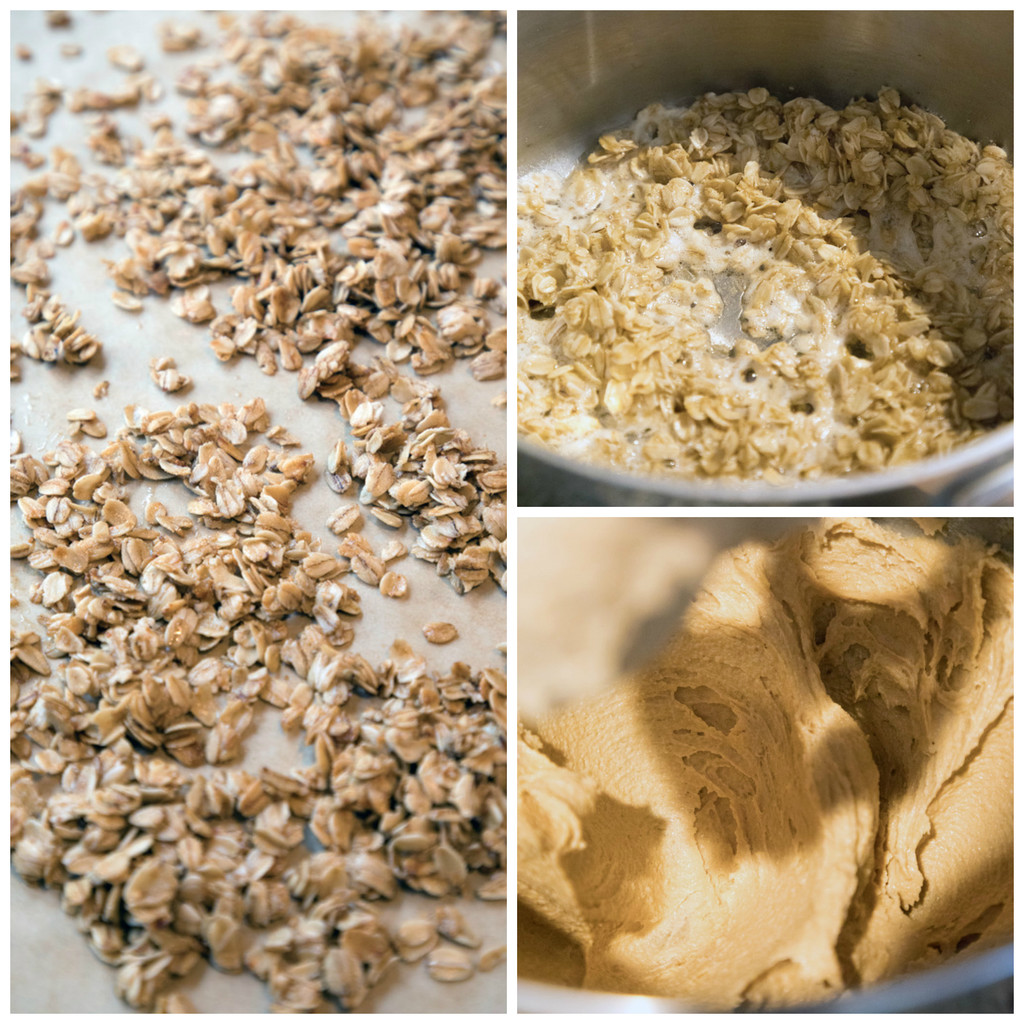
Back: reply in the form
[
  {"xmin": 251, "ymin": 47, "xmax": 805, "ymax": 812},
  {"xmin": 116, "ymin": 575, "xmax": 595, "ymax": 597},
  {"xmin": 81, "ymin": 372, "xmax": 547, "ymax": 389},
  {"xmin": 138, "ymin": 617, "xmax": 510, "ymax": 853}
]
[
  {"xmin": 73, "ymin": 409, "xmax": 107, "ymax": 437},
  {"xmin": 326, "ymin": 504, "xmax": 362, "ymax": 536},
  {"xmin": 379, "ymin": 572, "xmax": 408, "ymax": 599},
  {"xmin": 158, "ymin": 21, "xmax": 203, "ymax": 52},
  {"xmin": 475, "ymin": 873, "xmax": 507, "ymax": 901},
  {"xmin": 266, "ymin": 425, "xmax": 301, "ymax": 447},
  {"xmin": 107, "ymin": 44, "xmax": 144, "ymax": 72},
  {"xmin": 369, "ymin": 507, "xmax": 403, "ymax": 528},
  {"xmin": 10, "ymin": 11, "xmax": 507, "ymax": 1014},
  {"xmin": 381, "ymin": 539, "xmax": 408, "ymax": 562},
  {"xmin": 149, "ymin": 356, "xmax": 191, "ymax": 393},
  {"xmin": 64, "ymin": 407, "xmax": 107, "ymax": 438},
  {"xmin": 436, "ymin": 904, "xmax": 481, "ymax": 949},
  {"xmin": 395, "ymin": 918, "xmax": 438, "ymax": 962},
  {"xmin": 17, "ymin": 295, "xmax": 101, "ymax": 365},
  {"xmin": 470, "ymin": 349, "xmax": 506, "ymax": 382},
  {"xmin": 170, "ymin": 285, "xmax": 215, "ymax": 324},
  {"xmin": 478, "ymin": 945, "xmax": 506, "ymax": 972},
  {"xmin": 423, "ymin": 622, "xmax": 458, "ymax": 645},
  {"xmin": 155, "ymin": 993, "xmax": 197, "ymax": 1013},
  {"xmin": 325, "ymin": 441, "xmax": 353, "ymax": 495},
  {"xmin": 112, "ymin": 291, "xmax": 143, "ymax": 312},
  {"xmin": 52, "ymin": 221, "xmax": 74, "ymax": 246},
  {"xmin": 425, "ymin": 947, "xmax": 475, "ymax": 983}
]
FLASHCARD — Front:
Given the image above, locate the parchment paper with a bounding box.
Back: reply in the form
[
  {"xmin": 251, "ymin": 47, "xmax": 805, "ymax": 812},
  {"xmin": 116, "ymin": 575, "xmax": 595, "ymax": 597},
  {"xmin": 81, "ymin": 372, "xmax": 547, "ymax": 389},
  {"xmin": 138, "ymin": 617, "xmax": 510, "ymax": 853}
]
[{"xmin": 10, "ymin": 9, "xmax": 507, "ymax": 1013}]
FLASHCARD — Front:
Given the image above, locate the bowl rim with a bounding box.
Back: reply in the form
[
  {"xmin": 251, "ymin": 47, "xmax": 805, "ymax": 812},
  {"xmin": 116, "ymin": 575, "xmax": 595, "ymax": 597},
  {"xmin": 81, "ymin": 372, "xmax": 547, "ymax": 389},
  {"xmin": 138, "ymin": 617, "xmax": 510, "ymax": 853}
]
[
  {"xmin": 518, "ymin": 421, "xmax": 1014, "ymax": 505},
  {"xmin": 517, "ymin": 942, "xmax": 1013, "ymax": 1013}
]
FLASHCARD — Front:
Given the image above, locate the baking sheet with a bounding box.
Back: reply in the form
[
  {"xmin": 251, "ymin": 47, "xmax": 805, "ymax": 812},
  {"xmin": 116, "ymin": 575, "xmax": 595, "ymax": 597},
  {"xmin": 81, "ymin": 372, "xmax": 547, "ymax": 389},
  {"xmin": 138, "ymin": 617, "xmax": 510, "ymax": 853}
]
[{"xmin": 10, "ymin": 9, "xmax": 507, "ymax": 1013}]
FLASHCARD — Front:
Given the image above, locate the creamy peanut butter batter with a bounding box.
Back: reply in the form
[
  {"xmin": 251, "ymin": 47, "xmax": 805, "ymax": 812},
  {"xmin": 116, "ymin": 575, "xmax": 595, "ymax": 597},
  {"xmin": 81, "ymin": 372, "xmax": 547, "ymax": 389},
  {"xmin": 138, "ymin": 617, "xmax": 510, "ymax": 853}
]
[
  {"xmin": 518, "ymin": 519, "xmax": 1012, "ymax": 1009},
  {"xmin": 518, "ymin": 90, "xmax": 1013, "ymax": 482}
]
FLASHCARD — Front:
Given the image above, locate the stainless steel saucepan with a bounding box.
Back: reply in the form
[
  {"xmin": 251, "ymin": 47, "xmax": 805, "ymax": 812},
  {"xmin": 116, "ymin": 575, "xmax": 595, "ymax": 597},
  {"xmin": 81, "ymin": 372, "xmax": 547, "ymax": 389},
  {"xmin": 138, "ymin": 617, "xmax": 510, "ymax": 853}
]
[{"xmin": 517, "ymin": 11, "xmax": 1013, "ymax": 506}]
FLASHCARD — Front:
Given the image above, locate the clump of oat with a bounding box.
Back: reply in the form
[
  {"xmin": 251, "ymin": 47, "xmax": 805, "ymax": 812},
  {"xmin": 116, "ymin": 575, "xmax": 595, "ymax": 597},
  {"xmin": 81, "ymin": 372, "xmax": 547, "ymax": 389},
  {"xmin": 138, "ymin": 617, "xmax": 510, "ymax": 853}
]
[
  {"xmin": 18, "ymin": 292, "xmax": 102, "ymax": 366},
  {"xmin": 11, "ymin": 399, "xmax": 507, "ymax": 1012},
  {"xmin": 107, "ymin": 44, "xmax": 144, "ymax": 73},
  {"xmin": 307, "ymin": 350, "xmax": 507, "ymax": 595},
  {"xmin": 10, "ymin": 8, "xmax": 507, "ymax": 594},
  {"xmin": 65, "ymin": 407, "xmax": 107, "ymax": 438},
  {"xmin": 149, "ymin": 356, "xmax": 192, "ymax": 394},
  {"xmin": 518, "ymin": 87, "xmax": 1012, "ymax": 481},
  {"xmin": 158, "ymin": 21, "xmax": 204, "ymax": 53},
  {"xmin": 14, "ymin": 12, "xmax": 507, "ymax": 385}
]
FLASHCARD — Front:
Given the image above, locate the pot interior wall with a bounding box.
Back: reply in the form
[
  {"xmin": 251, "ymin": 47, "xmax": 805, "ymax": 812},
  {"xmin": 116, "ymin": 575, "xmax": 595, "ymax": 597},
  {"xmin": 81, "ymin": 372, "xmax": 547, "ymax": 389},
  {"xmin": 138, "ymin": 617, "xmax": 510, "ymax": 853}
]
[{"xmin": 519, "ymin": 11, "xmax": 1012, "ymax": 173}]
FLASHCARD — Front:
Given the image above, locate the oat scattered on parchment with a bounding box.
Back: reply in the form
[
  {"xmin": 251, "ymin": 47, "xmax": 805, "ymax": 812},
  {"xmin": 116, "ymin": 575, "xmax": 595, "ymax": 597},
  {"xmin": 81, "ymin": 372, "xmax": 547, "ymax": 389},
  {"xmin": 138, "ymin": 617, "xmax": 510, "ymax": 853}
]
[
  {"xmin": 11, "ymin": 9, "xmax": 508, "ymax": 596},
  {"xmin": 11, "ymin": 398, "xmax": 508, "ymax": 1012},
  {"xmin": 423, "ymin": 622, "xmax": 459, "ymax": 645},
  {"xmin": 10, "ymin": 10, "xmax": 507, "ymax": 1014}
]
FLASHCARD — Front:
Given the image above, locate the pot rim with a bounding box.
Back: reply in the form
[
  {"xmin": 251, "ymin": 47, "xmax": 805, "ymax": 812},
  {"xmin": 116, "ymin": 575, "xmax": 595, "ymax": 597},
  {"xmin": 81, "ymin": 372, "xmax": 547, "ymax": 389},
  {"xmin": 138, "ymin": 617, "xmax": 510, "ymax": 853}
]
[{"xmin": 518, "ymin": 421, "xmax": 1013, "ymax": 505}]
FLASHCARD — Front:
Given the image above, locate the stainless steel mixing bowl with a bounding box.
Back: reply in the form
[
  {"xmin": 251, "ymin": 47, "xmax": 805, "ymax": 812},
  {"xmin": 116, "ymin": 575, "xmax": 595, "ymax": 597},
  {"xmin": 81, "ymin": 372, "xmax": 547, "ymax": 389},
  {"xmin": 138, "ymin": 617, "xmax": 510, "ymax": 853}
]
[
  {"xmin": 517, "ymin": 516, "xmax": 1013, "ymax": 1012},
  {"xmin": 517, "ymin": 10, "xmax": 1013, "ymax": 506}
]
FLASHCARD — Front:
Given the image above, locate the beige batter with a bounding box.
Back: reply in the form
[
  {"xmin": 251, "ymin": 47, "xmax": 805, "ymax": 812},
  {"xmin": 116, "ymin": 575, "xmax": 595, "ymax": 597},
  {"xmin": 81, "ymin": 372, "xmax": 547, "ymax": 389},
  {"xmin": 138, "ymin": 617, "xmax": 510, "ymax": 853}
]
[{"xmin": 518, "ymin": 519, "xmax": 1013, "ymax": 1009}]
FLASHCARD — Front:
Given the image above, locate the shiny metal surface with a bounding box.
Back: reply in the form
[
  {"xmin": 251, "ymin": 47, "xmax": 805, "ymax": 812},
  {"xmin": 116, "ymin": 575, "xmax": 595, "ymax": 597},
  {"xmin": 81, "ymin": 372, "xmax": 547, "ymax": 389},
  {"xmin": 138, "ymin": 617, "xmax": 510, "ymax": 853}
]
[
  {"xmin": 518, "ymin": 10, "xmax": 1013, "ymax": 506},
  {"xmin": 519, "ymin": 945, "xmax": 1013, "ymax": 1013},
  {"xmin": 520, "ymin": 428, "xmax": 1014, "ymax": 507}
]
